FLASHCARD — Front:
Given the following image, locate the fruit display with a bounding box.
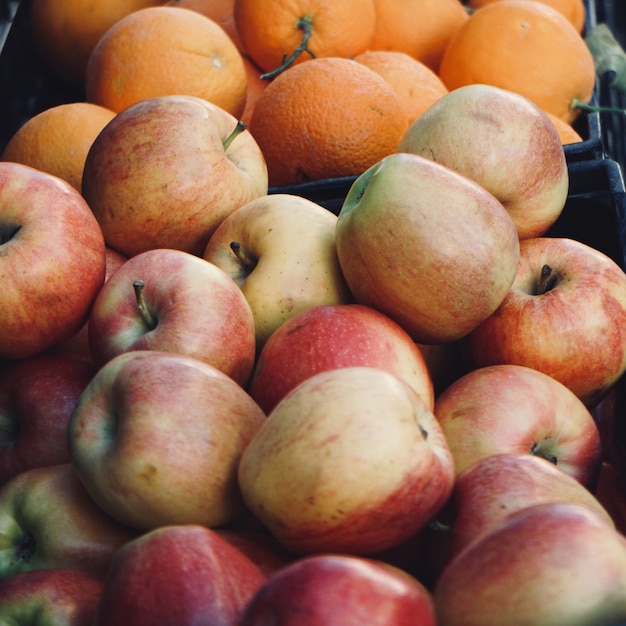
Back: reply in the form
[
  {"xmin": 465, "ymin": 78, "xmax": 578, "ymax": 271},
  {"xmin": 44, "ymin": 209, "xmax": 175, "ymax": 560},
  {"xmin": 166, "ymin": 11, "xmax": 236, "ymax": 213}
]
[{"xmin": 3, "ymin": 0, "xmax": 626, "ymax": 624}]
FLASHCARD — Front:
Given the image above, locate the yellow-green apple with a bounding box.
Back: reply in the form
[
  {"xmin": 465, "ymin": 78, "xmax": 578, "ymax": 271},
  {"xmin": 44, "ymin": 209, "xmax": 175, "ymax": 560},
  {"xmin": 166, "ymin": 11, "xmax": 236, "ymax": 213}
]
[
  {"xmin": 238, "ymin": 366, "xmax": 455, "ymax": 556},
  {"xmin": 82, "ymin": 94, "xmax": 268, "ymax": 258},
  {"xmin": 434, "ymin": 364, "xmax": 602, "ymax": 488},
  {"xmin": 86, "ymin": 248, "xmax": 256, "ymax": 386},
  {"xmin": 0, "ymin": 352, "xmax": 96, "ymax": 486},
  {"xmin": 0, "ymin": 162, "xmax": 106, "ymax": 360},
  {"xmin": 463, "ymin": 237, "xmax": 626, "ymax": 408},
  {"xmin": 0, "ymin": 464, "xmax": 137, "ymax": 581},
  {"xmin": 0, "ymin": 568, "xmax": 103, "ymax": 626},
  {"xmin": 434, "ymin": 502, "xmax": 626, "ymax": 626},
  {"xmin": 202, "ymin": 193, "xmax": 354, "ymax": 348},
  {"xmin": 239, "ymin": 554, "xmax": 437, "ymax": 626},
  {"xmin": 93, "ymin": 524, "xmax": 266, "ymax": 626},
  {"xmin": 397, "ymin": 84, "xmax": 569, "ymax": 240},
  {"xmin": 247, "ymin": 303, "xmax": 434, "ymax": 415},
  {"xmin": 68, "ymin": 350, "xmax": 266, "ymax": 532},
  {"xmin": 335, "ymin": 152, "xmax": 520, "ymax": 344},
  {"xmin": 441, "ymin": 452, "xmax": 614, "ymax": 564}
]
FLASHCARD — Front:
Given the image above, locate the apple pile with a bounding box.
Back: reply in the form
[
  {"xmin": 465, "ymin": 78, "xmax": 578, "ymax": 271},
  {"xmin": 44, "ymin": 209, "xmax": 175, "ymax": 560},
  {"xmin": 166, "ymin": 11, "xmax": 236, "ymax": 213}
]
[{"xmin": 3, "ymin": 82, "xmax": 626, "ymax": 625}]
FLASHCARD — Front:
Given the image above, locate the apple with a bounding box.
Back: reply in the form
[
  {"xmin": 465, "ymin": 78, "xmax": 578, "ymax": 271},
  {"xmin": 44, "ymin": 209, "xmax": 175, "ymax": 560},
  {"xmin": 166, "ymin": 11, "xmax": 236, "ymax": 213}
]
[
  {"xmin": 93, "ymin": 524, "xmax": 266, "ymax": 625},
  {"xmin": 397, "ymin": 83, "xmax": 569, "ymax": 240},
  {"xmin": 68, "ymin": 350, "xmax": 266, "ymax": 532},
  {"xmin": 87, "ymin": 248, "xmax": 256, "ymax": 385},
  {"xmin": 239, "ymin": 554, "xmax": 437, "ymax": 626},
  {"xmin": 434, "ymin": 364, "xmax": 602, "ymax": 488},
  {"xmin": 0, "ymin": 568, "xmax": 104, "ymax": 626},
  {"xmin": 203, "ymin": 192, "xmax": 354, "ymax": 348},
  {"xmin": 442, "ymin": 452, "xmax": 614, "ymax": 563},
  {"xmin": 238, "ymin": 366, "xmax": 455, "ymax": 556},
  {"xmin": 247, "ymin": 303, "xmax": 435, "ymax": 415},
  {"xmin": 0, "ymin": 464, "xmax": 138, "ymax": 581},
  {"xmin": 335, "ymin": 152, "xmax": 520, "ymax": 344},
  {"xmin": 434, "ymin": 502, "xmax": 626, "ymax": 626},
  {"xmin": 82, "ymin": 94, "xmax": 269, "ymax": 258},
  {"xmin": 0, "ymin": 162, "xmax": 106, "ymax": 360},
  {"xmin": 0, "ymin": 351, "xmax": 96, "ymax": 486},
  {"xmin": 463, "ymin": 236, "xmax": 626, "ymax": 408}
]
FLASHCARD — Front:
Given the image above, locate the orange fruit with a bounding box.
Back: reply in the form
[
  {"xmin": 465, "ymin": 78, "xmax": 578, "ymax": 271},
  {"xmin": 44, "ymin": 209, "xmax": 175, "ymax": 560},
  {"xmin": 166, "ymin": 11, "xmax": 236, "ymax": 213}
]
[
  {"xmin": 467, "ymin": 0, "xmax": 585, "ymax": 33},
  {"xmin": 354, "ymin": 50, "xmax": 449, "ymax": 127},
  {"xmin": 1, "ymin": 102, "xmax": 116, "ymax": 192},
  {"xmin": 163, "ymin": 0, "xmax": 244, "ymax": 51},
  {"xmin": 29, "ymin": 0, "xmax": 162, "ymax": 88},
  {"xmin": 369, "ymin": 0, "xmax": 470, "ymax": 72},
  {"xmin": 85, "ymin": 6, "xmax": 248, "ymax": 117},
  {"xmin": 240, "ymin": 56, "xmax": 271, "ymax": 127},
  {"xmin": 248, "ymin": 56, "xmax": 408, "ymax": 186},
  {"xmin": 545, "ymin": 112, "xmax": 584, "ymax": 144},
  {"xmin": 438, "ymin": 0, "xmax": 596, "ymax": 123},
  {"xmin": 233, "ymin": 0, "xmax": 377, "ymax": 76}
]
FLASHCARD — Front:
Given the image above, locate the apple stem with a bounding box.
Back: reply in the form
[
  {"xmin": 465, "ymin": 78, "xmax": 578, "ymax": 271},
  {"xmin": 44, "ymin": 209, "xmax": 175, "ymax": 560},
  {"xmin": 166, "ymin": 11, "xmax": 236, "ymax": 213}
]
[
  {"xmin": 260, "ymin": 15, "xmax": 316, "ymax": 80},
  {"xmin": 223, "ymin": 120, "xmax": 248, "ymax": 151},
  {"xmin": 531, "ymin": 442, "xmax": 558, "ymax": 465},
  {"xmin": 133, "ymin": 280, "xmax": 157, "ymax": 330},
  {"xmin": 535, "ymin": 264, "xmax": 558, "ymax": 295},
  {"xmin": 230, "ymin": 241, "xmax": 258, "ymax": 271}
]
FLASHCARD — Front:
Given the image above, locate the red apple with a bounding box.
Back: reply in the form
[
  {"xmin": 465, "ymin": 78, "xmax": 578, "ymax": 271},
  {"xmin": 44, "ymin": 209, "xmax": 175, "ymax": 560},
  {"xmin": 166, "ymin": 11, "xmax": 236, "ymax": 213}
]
[
  {"xmin": 434, "ymin": 502, "xmax": 626, "ymax": 626},
  {"xmin": 68, "ymin": 350, "xmax": 266, "ymax": 532},
  {"xmin": 0, "ymin": 351, "xmax": 96, "ymax": 485},
  {"xmin": 93, "ymin": 524, "xmax": 266, "ymax": 626},
  {"xmin": 0, "ymin": 162, "xmax": 106, "ymax": 360},
  {"xmin": 434, "ymin": 364, "xmax": 602, "ymax": 488},
  {"xmin": 87, "ymin": 248, "xmax": 257, "ymax": 385},
  {"xmin": 239, "ymin": 554, "xmax": 437, "ymax": 626},
  {"xmin": 247, "ymin": 303, "xmax": 435, "ymax": 414},
  {"xmin": 0, "ymin": 568, "xmax": 104, "ymax": 626},
  {"xmin": 239, "ymin": 366, "xmax": 455, "ymax": 555},
  {"xmin": 82, "ymin": 94, "xmax": 268, "ymax": 257},
  {"xmin": 334, "ymin": 152, "xmax": 520, "ymax": 343},
  {"xmin": 463, "ymin": 237, "xmax": 626, "ymax": 408},
  {"xmin": 0, "ymin": 464, "xmax": 138, "ymax": 581}
]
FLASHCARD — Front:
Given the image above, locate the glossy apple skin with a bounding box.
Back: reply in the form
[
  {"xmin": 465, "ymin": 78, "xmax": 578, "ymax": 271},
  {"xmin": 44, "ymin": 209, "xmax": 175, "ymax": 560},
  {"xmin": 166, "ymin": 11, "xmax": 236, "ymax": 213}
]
[
  {"xmin": 434, "ymin": 502, "xmax": 626, "ymax": 626},
  {"xmin": 247, "ymin": 303, "xmax": 434, "ymax": 414},
  {"xmin": 239, "ymin": 554, "xmax": 437, "ymax": 626},
  {"xmin": 203, "ymin": 193, "xmax": 354, "ymax": 348},
  {"xmin": 0, "ymin": 568, "xmax": 104, "ymax": 626},
  {"xmin": 239, "ymin": 366, "xmax": 455, "ymax": 556},
  {"xmin": 68, "ymin": 350, "xmax": 266, "ymax": 531},
  {"xmin": 335, "ymin": 152, "xmax": 520, "ymax": 344},
  {"xmin": 398, "ymin": 84, "xmax": 569, "ymax": 240},
  {"xmin": 463, "ymin": 237, "xmax": 626, "ymax": 408},
  {"xmin": 443, "ymin": 452, "xmax": 614, "ymax": 562},
  {"xmin": 82, "ymin": 94, "xmax": 268, "ymax": 257},
  {"xmin": 0, "ymin": 162, "xmax": 106, "ymax": 360},
  {"xmin": 0, "ymin": 464, "xmax": 138, "ymax": 581},
  {"xmin": 94, "ymin": 524, "xmax": 266, "ymax": 626},
  {"xmin": 434, "ymin": 364, "xmax": 602, "ymax": 488},
  {"xmin": 0, "ymin": 352, "xmax": 96, "ymax": 485},
  {"xmin": 87, "ymin": 248, "xmax": 256, "ymax": 386}
]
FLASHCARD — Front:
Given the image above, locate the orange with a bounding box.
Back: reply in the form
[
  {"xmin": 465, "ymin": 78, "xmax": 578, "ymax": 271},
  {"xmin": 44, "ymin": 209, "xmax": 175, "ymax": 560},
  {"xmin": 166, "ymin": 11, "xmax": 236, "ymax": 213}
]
[
  {"xmin": 354, "ymin": 50, "xmax": 449, "ymax": 127},
  {"xmin": 163, "ymin": 0, "xmax": 244, "ymax": 51},
  {"xmin": 467, "ymin": 0, "xmax": 585, "ymax": 33},
  {"xmin": 438, "ymin": 0, "xmax": 596, "ymax": 123},
  {"xmin": 233, "ymin": 0, "xmax": 377, "ymax": 77},
  {"xmin": 0, "ymin": 102, "xmax": 116, "ymax": 192},
  {"xmin": 248, "ymin": 56, "xmax": 408, "ymax": 186},
  {"xmin": 85, "ymin": 6, "xmax": 248, "ymax": 117},
  {"xmin": 240, "ymin": 56, "xmax": 271, "ymax": 127},
  {"xmin": 545, "ymin": 112, "xmax": 584, "ymax": 144},
  {"xmin": 369, "ymin": 0, "xmax": 470, "ymax": 73},
  {"xmin": 29, "ymin": 0, "xmax": 162, "ymax": 88}
]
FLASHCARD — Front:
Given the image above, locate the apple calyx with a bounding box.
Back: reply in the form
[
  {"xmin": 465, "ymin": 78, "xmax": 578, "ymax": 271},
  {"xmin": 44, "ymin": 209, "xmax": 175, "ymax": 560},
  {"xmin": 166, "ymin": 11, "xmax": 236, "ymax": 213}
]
[
  {"xmin": 230, "ymin": 241, "xmax": 258, "ymax": 274},
  {"xmin": 133, "ymin": 280, "xmax": 157, "ymax": 330},
  {"xmin": 534, "ymin": 264, "xmax": 559, "ymax": 295},
  {"xmin": 0, "ymin": 223, "xmax": 20, "ymax": 246},
  {"xmin": 223, "ymin": 120, "xmax": 248, "ymax": 151}
]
